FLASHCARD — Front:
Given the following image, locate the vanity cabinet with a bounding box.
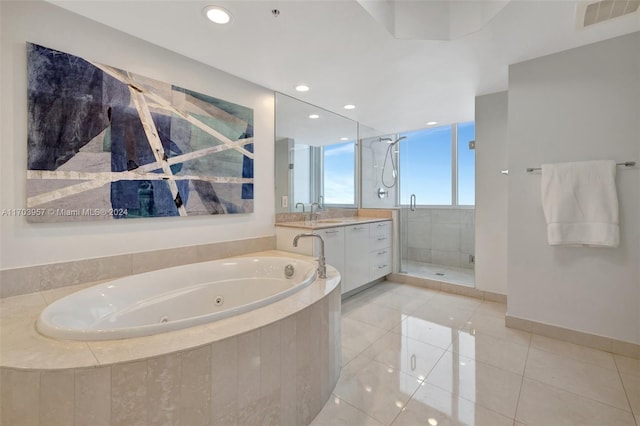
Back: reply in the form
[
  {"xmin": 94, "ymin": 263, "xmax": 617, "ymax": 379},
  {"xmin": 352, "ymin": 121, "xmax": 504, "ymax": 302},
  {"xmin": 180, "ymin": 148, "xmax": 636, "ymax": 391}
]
[
  {"xmin": 369, "ymin": 221, "xmax": 392, "ymax": 278},
  {"xmin": 343, "ymin": 224, "xmax": 370, "ymax": 293},
  {"xmin": 275, "ymin": 220, "xmax": 392, "ymax": 295},
  {"xmin": 316, "ymin": 227, "xmax": 345, "ymax": 284}
]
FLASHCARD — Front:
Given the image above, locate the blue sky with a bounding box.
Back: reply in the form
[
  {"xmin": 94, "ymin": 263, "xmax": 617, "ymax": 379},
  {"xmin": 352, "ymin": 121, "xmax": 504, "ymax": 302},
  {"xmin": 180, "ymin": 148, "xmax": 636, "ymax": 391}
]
[
  {"xmin": 399, "ymin": 122, "xmax": 475, "ymax": 206},
  {"xmin": 323, "ymin": 141, "xmax": 355, "ymax": 204}
]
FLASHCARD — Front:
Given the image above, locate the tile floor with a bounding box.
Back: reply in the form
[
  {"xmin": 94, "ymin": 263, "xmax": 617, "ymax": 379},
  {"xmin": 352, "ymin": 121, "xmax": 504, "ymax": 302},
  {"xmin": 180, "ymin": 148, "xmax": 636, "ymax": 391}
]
[
  {"xmin": 403, "ymin": 261, "xmax": 475, "ymax": 287},
  {"xmin": 310, "ymin": 280, "xmax": 639, "ymax": 426}
]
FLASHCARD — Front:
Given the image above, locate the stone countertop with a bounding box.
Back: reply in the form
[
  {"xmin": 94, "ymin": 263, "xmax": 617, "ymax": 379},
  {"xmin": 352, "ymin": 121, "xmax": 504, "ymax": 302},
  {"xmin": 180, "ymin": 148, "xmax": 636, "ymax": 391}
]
[
  {"xmin": 0, "ymin": 250, "xmax": 340, "ymax": 371},
  {"xmin": 275, "ymin": 216, "xmax": 391, "ymax": 230}
]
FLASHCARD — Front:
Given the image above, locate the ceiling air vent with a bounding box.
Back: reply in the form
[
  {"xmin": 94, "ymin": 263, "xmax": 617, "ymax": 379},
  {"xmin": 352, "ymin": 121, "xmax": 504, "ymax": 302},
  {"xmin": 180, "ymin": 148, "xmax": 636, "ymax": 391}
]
[{"xmin": 578, "ymin": 0, "xmax": 640, "ymax": 28}]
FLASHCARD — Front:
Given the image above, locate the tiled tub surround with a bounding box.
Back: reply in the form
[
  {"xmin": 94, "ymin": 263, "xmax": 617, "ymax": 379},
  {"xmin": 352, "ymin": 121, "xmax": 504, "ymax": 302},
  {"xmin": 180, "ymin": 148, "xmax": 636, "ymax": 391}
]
[
  {"xmin": 0, "ymin": 250, "xmax": 342, "ymax": 426},
  {"xmin": 0, "ymin": 235, "xmax": 275, "ymax": 298},
  {"xmin": 400, "ymin": 207, "xmax": 475, "ymax": 270}
]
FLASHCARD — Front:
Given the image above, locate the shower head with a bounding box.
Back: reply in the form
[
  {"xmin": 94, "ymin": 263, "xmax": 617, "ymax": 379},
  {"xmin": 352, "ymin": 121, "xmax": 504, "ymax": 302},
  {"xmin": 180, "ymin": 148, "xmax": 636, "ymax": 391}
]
[{"xmin": 378, "ymin": 137, "xmax": 393, "ymax": 143}]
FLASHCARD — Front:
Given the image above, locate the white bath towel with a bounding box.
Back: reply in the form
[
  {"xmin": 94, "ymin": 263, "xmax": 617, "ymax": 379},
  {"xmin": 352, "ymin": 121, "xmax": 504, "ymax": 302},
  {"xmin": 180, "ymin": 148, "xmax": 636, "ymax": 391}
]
[{"xmin": 541, "ymin": 160, "xmax": 619, "ymax": 247}]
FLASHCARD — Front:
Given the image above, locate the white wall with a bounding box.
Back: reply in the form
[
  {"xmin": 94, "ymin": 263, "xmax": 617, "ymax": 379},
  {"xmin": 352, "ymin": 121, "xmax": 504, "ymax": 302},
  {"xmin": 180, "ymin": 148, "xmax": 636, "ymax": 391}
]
[
  {"xmin": 0, "ymin": 1, "xmax": 275, "ymax": 269},
  {"xmin": 475, "ymin": 92, "xmax": 508, "ymax": 295},
  {"xmin": 507, "ymin": 32, "xmax": 640, "ymax": 344}
]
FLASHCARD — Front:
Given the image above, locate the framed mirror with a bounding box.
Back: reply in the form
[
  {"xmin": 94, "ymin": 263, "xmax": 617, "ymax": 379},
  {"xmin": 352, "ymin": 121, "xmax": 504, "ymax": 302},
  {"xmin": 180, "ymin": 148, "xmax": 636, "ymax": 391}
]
[{"xmin": 275, "ymin": 93, "xmax": 358, "ymax": 213}]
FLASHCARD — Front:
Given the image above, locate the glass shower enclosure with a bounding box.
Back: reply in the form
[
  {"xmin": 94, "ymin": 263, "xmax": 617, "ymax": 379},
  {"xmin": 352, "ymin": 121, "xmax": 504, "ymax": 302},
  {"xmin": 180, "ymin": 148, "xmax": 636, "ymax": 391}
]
[{"xmin": 398, "ymin": 122, "xmax": 476, "ymax": 287}]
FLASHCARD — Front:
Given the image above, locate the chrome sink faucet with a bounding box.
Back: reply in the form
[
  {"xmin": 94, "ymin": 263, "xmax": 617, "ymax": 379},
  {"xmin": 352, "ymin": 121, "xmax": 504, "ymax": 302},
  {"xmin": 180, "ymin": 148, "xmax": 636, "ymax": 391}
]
[
  {"xmin": 295, "ymin": 202, "xmax": 308, "ymax": 223},
  {"xmin": 293, "ymin": 233, "xmax": 327, "ymax": 279}
]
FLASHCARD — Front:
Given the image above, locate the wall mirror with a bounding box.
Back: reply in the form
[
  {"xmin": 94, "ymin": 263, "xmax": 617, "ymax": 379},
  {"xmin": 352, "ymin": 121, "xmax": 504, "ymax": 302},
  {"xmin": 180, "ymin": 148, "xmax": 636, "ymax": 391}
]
[{"xmin": 275, "ymin": 92, "xmax": 358, "ymax": 213}]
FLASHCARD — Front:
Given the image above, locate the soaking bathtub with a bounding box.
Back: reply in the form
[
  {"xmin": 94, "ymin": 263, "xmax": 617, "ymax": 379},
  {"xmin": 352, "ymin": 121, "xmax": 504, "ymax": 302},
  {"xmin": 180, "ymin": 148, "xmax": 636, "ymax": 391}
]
[{"xmin": 37, "ymin": 255, "xmax": 317, "ymax": 340}]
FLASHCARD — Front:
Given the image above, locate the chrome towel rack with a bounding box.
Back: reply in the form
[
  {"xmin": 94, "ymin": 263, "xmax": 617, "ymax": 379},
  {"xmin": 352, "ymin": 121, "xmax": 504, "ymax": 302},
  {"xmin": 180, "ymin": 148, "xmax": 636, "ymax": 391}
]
[{"xmin": 526, "ymin": 161, "xmax": 636, "ymax": 173}]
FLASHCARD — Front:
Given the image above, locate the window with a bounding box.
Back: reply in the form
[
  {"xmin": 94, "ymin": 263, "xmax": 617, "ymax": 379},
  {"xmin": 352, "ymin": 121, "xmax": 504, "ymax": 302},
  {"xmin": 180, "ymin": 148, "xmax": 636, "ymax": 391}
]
[
  {"xmin": 322, "ymin": 141, "xmax": 356, "ymax": 206},
  {"xmin": 399, "ymin": 122, "xmax": 475, "ymax": 206}
]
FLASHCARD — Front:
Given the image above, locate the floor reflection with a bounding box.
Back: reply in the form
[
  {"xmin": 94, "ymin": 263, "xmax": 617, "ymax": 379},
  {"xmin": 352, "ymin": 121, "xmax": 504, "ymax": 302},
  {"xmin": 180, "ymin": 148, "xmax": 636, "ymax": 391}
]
[{"xmin": 312, "ymin": 281, "xmax": 636, "ymax": 426}]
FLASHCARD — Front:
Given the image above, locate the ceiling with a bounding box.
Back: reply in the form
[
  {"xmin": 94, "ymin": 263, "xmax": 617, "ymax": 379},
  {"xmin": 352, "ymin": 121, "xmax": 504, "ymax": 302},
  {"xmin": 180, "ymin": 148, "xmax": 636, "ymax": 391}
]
[{"xmin": 50, "ymin": 0, "xmax": 640, "ymax": 134}]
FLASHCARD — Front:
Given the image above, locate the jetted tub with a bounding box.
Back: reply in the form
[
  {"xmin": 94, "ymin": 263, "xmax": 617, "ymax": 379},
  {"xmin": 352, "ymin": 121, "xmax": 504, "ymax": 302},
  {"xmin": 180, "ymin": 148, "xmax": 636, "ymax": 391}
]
[{"xmin": 37, "ymin": 256, "xmax": 317, "ymax": 340}]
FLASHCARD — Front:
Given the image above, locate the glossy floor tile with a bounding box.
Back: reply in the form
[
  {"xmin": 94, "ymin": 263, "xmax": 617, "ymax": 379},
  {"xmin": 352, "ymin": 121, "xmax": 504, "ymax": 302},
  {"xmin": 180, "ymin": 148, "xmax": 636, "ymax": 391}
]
[{"xmin": 311, "ymin": 280, "xmax": 639, "ymax": 426}]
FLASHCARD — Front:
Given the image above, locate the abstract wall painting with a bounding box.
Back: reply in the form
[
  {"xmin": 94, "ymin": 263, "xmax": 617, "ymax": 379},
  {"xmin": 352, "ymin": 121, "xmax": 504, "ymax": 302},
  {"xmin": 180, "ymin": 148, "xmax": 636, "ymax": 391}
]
[{"xmin": 26, "ymin": 42, "xmax": 254, "ymax": 222}]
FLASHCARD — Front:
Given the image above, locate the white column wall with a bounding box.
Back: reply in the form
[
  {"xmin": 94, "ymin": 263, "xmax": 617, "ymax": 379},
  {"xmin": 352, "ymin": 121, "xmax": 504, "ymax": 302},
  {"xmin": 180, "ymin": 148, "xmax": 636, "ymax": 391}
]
[
  {"xmin": 506, "ymin": 32, "xmax": 640, "ymax": 344},
  {"xmin": 475, "ymin": 92, "xmax": 509, "ymax": 295}
]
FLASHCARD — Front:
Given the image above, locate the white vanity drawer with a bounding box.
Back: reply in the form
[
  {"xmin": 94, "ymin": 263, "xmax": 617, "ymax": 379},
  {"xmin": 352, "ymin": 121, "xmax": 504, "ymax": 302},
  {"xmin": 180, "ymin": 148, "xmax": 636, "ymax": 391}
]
[
  {"xmin": 370, "ymin": 220, "xmax": 391, "ymax": 237},
  {"xmin": 370, "ymin": 234, "xmax": 391, "ymax": 251},
  {"xmin": 370, "ymin": 249, "xmax": 392, "ymax": 279}
]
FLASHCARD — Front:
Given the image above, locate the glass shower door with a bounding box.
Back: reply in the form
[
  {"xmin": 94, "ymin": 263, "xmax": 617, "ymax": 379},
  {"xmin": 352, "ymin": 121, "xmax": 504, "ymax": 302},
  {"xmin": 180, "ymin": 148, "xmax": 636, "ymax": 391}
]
[{"xmin": 397, "ymin": 126, "xmax": 453, "ymax": 277}]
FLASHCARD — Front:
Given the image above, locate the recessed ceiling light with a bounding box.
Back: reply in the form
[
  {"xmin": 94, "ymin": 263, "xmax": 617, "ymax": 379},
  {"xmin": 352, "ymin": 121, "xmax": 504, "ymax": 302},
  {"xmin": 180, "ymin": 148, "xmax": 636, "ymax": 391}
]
[
  {"xmin": 343, "ymin": 104, "xmax": 356, "ymax": 110},
  {"xmin": 426, "ymin": 121, "xmax": 438, "ymax": 126},
  {"xmin": 295, "ymin": 84, "xmax": 310, "ymax": 92},
  {"xmin": 340, "ymin": 137, "xmax": 349, "ymax": 141},
  {"xmin": 309, "ymin": 114, "xmax": 319, "ymax": 119},
  {"xmin": 204, "ymin": 6, "xmax": 232, "ymax": 24}
]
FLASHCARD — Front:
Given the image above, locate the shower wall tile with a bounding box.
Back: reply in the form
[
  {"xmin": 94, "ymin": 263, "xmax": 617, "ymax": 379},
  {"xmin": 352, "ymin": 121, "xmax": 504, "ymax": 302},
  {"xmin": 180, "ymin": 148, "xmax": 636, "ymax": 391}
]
[
  {"xmin": 431, "ymin": 223, "xmax": 462, "ymax": 251},
  {"xmin": 112, "ymin": 360, "xmax": 148, "ymax": 425},
  {"xmin": 401, "ymin": 208, "xmax": 475, "ymax": 269},
  {"xmin": 148, "ymin": 353, "xmax": 181, "ymax": 426},
  {"xmin": 181, "ymin": 345, "xmax": 212, "ymax": 425},
  {"xmin": 432, "ymin": 208, "xmax": 462, "ymax": 223},
  {"xmin": 407, "ymin": 220, "xmax": 431, "ymax": 249},
  {"xmin": 407, "ymin": 247, "xmax": 431, "ymax": 263},
  {"xmin": 407, "ymin": 208, "xmax": 431, "ymax": 222},
  {"xmin": 75, "ymin": 366, "xmax": 111, "ymax": 426},
  {"xmin": 461, "ymin": 209, "xmax": 475, "ymax": 225},
  {"xmin": 431, "ymin": 249, "xmax": 462, "ymax": 268},
  {"xmin": 40, "ymin": 370, "xmax": 74, "ymax": 426},
  {"xmin": 461, "ymin": 222, "xmax": 475, "ymax": 254}
]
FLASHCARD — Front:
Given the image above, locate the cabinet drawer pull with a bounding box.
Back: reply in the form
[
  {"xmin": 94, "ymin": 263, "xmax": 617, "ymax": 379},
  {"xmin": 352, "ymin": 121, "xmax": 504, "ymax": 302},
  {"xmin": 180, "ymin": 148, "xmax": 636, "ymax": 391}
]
[
  {"xmin": 377, "ymin": 237, "xmax": 387, "ymax": 241},
  {"xmin": 377, "ymin": 250, "xmax": 387, "ymax": 255},
  {"xmin": 353, "ymin": 226, "xmax": 365, "ymax": 230},
  {"xmin": 378, "ymin": 264, "xmax": 388, "ymax": 269},
  {"xmin": 377, "ymin": 223, "xmax": 387, "ymax": 227},
  {"xmin": 324, "ymin": 230, "xmax": 339, "ymax": 234}
]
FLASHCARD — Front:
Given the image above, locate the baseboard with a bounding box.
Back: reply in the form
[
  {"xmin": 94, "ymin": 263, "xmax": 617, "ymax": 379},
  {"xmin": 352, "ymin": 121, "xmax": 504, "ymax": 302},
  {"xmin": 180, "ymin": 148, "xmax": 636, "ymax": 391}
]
[
  {"xmin": 387, "ymin": 272, "xmax": 507, "ymax": 303},
  {"xmin": 506, "ymin": 315, "xmax": 640, "ymax": 359}
]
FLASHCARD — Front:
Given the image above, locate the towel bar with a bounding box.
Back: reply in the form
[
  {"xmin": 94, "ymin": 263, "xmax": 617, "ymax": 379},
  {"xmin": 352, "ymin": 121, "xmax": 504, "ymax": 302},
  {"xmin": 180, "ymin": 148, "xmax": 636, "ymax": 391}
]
[{"xmin": 526, "ymin": 161, "xmax": 636, "ymax": 173}]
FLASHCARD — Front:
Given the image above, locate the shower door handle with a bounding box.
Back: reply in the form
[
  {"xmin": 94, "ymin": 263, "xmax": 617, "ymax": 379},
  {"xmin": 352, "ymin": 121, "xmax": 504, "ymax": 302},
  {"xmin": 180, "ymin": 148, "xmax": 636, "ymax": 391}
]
[{"xmin": 410, "ymin": 194, "xmax": 416, "ymax": 211}]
